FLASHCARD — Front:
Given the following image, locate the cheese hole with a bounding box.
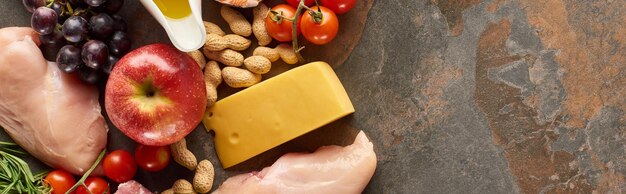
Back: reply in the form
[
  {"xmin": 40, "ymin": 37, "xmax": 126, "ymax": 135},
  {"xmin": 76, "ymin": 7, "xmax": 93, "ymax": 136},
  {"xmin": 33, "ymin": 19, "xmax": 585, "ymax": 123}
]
[{"xmin": 229, "ymin": 132, "xmax": 239, "ymax": 144}]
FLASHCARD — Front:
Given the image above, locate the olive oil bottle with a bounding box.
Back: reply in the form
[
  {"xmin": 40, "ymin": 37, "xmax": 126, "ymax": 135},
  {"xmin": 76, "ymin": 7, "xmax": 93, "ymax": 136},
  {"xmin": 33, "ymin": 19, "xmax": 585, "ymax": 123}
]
[
  {"xmin": 140, "ymin": 0, "xmax": 206, "ymax": 51},
  {"xmin": 153, "ymin": 0, "xmax": 192, "ymax": 19}
]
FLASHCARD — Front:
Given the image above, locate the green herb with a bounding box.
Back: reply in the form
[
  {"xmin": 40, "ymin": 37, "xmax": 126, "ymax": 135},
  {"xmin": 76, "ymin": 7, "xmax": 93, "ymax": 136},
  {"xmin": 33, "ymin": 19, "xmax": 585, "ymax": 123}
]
[{"xmin": 0, "ymin": 138, "xmax": 50, "ymax": 194}]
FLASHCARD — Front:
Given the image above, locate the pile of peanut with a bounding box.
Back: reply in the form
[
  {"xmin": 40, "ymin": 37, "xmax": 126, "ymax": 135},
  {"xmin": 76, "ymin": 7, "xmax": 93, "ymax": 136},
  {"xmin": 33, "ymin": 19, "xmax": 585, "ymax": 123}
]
[
  {"xmin": 165, "ymin": 4, "xmax": 301, "ymax": 193},
  {"xmin": 163, "ymin": 138, "xmax": 215, "ymax": 194},
  {"xmin": 187, "ymin": 3, "xmax": 298, "ymax": 108}
]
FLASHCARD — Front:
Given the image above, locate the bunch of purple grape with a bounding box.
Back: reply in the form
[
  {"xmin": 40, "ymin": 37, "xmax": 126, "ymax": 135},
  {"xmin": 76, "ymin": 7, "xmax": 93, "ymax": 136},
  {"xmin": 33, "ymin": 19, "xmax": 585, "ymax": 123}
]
[{"xmin": 25, "ymin": 0, "xmax": 130, "ymax": 84}]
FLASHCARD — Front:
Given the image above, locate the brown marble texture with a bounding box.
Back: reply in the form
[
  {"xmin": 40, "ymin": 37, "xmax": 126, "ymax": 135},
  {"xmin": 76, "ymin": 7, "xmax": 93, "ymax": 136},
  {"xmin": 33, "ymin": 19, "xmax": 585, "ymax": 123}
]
[{"xmin": 1, "ymin": 0, "xmax": 625, "ymax": 193}]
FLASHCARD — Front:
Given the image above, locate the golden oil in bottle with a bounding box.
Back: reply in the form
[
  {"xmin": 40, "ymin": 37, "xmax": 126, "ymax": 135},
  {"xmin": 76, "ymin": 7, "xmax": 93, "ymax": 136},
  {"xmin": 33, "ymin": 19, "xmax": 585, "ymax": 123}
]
[{"xmin": 153, "ymin": 0, "xmax": 192, "ymax": 19}]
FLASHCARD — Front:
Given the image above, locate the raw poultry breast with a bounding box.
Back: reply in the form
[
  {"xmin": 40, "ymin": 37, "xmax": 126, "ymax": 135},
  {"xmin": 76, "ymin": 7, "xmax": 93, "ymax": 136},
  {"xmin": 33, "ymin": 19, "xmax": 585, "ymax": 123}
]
[
  {"xmin": 215, "ymin": 0, "xmax": 262, "ymax": 8},
  {"xmin": 0, "ymin": 27, "xmax": 108, "ymax": 175},
  {"xmin": 213, "ymin": 131, "xmax": 377, "ymax": 194},
  {"xmin": 114, "ymin": 180, "xmax": 154, "ymax": 194}
]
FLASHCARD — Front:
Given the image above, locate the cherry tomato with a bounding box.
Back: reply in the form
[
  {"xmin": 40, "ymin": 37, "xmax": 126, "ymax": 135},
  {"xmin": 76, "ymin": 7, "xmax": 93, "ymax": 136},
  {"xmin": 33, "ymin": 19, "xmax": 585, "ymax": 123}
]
[
  {"xmin": 285, "ymin": 0, "xmax": 315, "ymax": 8},
  {"xmin": 320, "ymin": 0, "xmax": 356, "ymax": 14},
  {"xmin": 45, "ymin": 170, "xmax": 77, "ymax": 194},
  {"xmin": 103, "ymin": 150, "xmax": 137, "ymax": 183},
  {"xmin": 300, "ymin": 6, "xmax": 339, "ymax": 45},
  {"xmin": 135, "ymin": 144, "xmax": 171, "ymax": 172},
  {"xmin": 266, "ymin": 4, "xmax": 301, "ymax": 42},
  {"xmin": 76, "ymin": 177, "xmax": 109, "ymax": 194}
]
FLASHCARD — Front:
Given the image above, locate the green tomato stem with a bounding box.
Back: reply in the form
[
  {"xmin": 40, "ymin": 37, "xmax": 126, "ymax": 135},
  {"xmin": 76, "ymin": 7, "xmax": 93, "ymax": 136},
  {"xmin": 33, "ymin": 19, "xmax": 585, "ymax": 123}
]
[
  {"xmin": 292, "ymin": 0, "xmax": 307, "ymax": 63},
  {"xmin": 64, "ymin": 149, "xmax": 106, "ymax": 194},
  {"xmin": 269, "ymin": 10, "xmax": 284, "ymax": 24},
  {"xmin": 302, "ymin": 5, "xmax": 316, "ymax": 13}
]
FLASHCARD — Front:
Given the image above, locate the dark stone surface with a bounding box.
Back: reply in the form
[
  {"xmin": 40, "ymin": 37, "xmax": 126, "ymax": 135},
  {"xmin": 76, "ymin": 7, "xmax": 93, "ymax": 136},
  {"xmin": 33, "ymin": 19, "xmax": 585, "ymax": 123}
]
[{"xmin": 1, "ymin": 0, "xmax": 625, "ymax": 193}]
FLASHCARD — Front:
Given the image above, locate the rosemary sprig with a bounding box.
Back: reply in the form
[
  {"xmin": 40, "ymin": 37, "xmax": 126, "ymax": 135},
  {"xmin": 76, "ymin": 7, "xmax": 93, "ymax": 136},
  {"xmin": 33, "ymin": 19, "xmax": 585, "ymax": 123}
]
[{"xmin": 0, "ymin": 133, "xmax": 50, "ymax": 194}]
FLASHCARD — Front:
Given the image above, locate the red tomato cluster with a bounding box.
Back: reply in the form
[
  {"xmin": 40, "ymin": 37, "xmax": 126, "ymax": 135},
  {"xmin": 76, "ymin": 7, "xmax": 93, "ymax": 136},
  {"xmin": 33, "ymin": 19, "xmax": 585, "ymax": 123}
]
[
  {"xmin": 45, "ymin": 145, "xmax": 171, "ymax": 194},
  {"xmin": 266, "ymin": 0, "xmax": 356, "ymax": 45},
  {"xmin": 44, "ymin": 170, "xmax": 110, "ymax": 194}
]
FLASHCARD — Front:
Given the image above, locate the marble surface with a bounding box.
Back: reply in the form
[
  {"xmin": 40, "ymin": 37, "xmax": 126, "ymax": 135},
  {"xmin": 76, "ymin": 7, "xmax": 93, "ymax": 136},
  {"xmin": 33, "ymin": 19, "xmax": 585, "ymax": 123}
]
[
  {"xmin": 1, "ymin": 0, "xmax": 625, "ymax": 193},
  {"xmin": 350, "ymin": 0, "xmax": 625, "ymax": 193}
]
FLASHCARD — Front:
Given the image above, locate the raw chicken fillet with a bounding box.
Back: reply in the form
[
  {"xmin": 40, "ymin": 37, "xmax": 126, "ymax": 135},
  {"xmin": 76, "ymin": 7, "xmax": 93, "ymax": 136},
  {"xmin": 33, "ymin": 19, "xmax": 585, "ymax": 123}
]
[
  {"xmin": 213, "ymin": 131, "xmax": 377, "ymax": 194},
  {"xmin": 115, "ymin": 180, "xmax": 154, "ymax": 194},
  {"xmin": 215, "ymin": 0, "xmax": 261, "ymax": 8},
  {"xmin": 0, "ymin": 27, "xmax": 108, "ymax": 175}
]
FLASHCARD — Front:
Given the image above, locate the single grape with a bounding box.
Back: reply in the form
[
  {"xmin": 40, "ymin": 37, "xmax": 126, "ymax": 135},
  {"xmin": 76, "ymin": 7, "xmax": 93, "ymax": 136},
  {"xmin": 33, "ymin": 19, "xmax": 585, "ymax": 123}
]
[
  {"xmin": 31, "ymin": 7, "xmax": 58, "ymax": 35},
  {"xmin": 50, "ymin": 2, "xmax": 63, "ymax": 16},
  {"xmin": 56, "ymin": 45, "xmax": 82, "ymax": 73},
  {"xmin": 98, "ymin": 0, "xmax": 124, "ymax": 13},
  {"xmin": 108, "ymin": 31, "xmax": 131, "ymax": 56},
  {"xmin": 82, "ymin": 40, "xmax": 109, "ymax": 69},
  {"xmin": 40, "ymin": 29, "xmax": 64, "ymax": 45},
  {"xmin": 84, "ymin": 0, "xmax": 106, "ymax": 7},
  {"xmin": 22, "ymin": 0, "xmax": 45, "ymax": 13},
  {"xmin": 103, "ymin": 55, "xmax": 119, "ymax": 74},
  {"xmin": 89, "ymin": 13, "xmax": 114, "ymax": 38},
  {"xmin": 50, "ymin": 2, "xmax": 67, "ymax": 22},
  {"xmin": 79, "ymin": 67, "xmax": 100, "ymax": 84},
  {"xmin": 62, "ymin": 16, "xmax": 88, "ymax": 43},
  {"xmin": 111, "ymin": 14, "xmax": 127, "ymax": 32}
]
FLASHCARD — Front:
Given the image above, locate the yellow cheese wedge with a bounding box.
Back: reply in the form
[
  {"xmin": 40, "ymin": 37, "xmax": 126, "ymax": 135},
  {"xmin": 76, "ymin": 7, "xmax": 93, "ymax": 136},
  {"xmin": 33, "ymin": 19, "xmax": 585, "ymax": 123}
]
[{"xmin": 203, "ymin": 61, "xmax": 354, "ymax": 168}]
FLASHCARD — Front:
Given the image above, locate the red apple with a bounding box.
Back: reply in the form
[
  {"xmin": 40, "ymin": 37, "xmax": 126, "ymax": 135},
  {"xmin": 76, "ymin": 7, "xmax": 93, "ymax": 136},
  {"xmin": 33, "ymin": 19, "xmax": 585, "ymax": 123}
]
[{"xmin": 105, "ymin": 43, "xmax": 206, "ymax": 146}]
